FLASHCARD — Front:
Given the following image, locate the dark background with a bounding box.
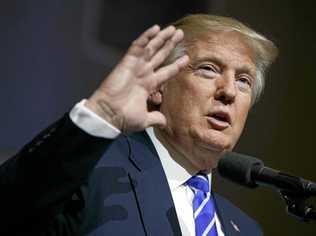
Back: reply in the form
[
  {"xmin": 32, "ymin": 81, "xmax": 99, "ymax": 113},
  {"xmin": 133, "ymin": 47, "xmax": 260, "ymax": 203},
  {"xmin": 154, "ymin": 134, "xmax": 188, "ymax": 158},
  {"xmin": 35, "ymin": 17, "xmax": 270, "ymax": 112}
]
[{"xmin": 1, "ymin": 0, "xmax": 315, "ymax": 235}]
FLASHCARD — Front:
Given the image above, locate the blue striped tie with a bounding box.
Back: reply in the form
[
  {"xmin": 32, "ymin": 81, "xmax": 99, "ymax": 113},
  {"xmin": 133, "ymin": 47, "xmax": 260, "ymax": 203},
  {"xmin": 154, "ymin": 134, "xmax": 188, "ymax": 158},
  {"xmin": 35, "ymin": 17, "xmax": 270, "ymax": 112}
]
[{"xmin": 187, "ymin": 173, "xmax": 218, "ymax": 236}]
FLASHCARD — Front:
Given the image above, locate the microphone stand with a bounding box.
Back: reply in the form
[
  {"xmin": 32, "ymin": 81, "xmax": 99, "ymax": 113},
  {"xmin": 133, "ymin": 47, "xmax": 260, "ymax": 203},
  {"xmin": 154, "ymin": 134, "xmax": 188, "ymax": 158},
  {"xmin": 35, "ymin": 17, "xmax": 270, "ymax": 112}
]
[{"xmin": 280, "ymin": 191, "xmax": 316, "ymax": 222}]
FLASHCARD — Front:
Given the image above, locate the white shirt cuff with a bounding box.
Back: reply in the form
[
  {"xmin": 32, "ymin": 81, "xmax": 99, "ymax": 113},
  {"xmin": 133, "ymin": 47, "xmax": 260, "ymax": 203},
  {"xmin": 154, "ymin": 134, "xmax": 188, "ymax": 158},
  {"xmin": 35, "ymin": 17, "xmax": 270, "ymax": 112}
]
[{"xmin": 69, "ymin": 99, "xmax": 121, "ymax": 139}]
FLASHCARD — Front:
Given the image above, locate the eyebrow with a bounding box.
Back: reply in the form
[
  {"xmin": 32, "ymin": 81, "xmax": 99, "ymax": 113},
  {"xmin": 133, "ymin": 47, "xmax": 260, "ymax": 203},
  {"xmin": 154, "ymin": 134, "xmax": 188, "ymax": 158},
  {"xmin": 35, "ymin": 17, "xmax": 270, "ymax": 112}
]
[
  {"xmin": 191, "ymin": 56, "xmax": 256, "ymax": 78},
  {"xmin": 191, "ymin": 56, "xmax": 225, "ymax": 69}
]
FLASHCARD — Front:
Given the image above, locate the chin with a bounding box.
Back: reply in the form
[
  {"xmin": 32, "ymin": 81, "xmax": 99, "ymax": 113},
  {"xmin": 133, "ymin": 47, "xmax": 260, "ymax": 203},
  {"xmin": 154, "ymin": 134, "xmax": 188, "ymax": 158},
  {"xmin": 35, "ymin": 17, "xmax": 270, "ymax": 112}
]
[
  {"xmin": 191, "ymin": 126, "xmax": 233, "ymax": 150},
  {"xmin": 197, "ymin": 134, "xmax": 232, "ymax": 153}
]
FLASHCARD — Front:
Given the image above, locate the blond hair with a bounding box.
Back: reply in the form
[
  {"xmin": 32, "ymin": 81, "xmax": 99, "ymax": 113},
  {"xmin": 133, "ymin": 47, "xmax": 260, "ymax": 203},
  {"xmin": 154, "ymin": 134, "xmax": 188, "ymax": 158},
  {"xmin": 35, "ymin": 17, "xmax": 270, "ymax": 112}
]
[{"xmin": 168, "ymin": 14, "xmax": 278, "ymax": 104}]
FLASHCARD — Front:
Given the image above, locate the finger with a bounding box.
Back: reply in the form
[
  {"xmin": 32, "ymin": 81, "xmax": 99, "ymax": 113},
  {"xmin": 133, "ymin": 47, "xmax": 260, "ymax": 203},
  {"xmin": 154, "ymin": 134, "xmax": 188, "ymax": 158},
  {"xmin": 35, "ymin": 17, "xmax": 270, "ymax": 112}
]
[
  {"xmin": 154, "ymin": 55, "xmax": 189, "ymax": 85},
  {"xmin": 132, "ymin": 25, "xmax": 160, "ymax": 47},
  {"xmin": 144, "ymin": 25, "xmax": 176, "ymax": 60},
  {"xmin": 149, "ymin": 29, "xmax": 184, "ymax": 69},
  {"xmin": 127, "ymin": 44, "xmax": 146, "ymax": 57},
  {"xmin": 145, "ymin": 111, "xmax": 167, "ymax": 127}
]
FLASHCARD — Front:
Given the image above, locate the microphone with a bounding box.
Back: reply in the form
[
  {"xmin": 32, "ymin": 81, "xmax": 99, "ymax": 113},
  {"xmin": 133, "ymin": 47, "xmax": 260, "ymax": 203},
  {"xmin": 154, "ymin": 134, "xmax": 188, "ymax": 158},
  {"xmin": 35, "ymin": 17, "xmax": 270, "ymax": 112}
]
[{"xmin": 218, "ymin": 152, "xmax": 316, "ymax": 197}]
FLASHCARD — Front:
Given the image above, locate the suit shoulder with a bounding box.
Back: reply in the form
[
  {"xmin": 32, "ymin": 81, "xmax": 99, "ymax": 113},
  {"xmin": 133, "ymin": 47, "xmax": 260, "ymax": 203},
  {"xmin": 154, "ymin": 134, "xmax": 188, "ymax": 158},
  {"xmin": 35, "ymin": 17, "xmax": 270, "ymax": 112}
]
[{"xmin": 95, "ymin": 131, "xmax": 151, "ymax": 167}]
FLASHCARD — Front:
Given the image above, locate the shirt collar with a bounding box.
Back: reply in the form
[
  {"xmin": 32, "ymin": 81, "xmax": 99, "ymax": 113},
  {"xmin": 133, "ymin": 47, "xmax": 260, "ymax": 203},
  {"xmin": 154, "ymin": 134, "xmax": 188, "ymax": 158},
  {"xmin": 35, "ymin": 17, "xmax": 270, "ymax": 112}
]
[{"xmin": 146, "ymin": 127, "xmax": 212, "ymax": 192}]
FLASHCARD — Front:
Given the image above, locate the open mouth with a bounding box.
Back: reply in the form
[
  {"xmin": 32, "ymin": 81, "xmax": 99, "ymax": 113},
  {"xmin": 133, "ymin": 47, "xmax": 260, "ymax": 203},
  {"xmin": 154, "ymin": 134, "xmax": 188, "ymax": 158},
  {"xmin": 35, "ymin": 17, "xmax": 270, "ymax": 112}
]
[
  {"xmin": 207, "ymin": 111, "xmax": 231, "ymax": 130},
  {"xmin": 211, "ymin": 113, "xmax": 230, "ymax": 123}
]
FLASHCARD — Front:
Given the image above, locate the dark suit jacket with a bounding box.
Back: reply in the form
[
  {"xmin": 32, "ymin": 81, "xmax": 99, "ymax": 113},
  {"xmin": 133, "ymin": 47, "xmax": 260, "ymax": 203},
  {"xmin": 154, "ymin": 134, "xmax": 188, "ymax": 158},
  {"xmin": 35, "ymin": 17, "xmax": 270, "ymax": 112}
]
[{"xmin": 0, "ymin": 114, "xmax": 262, "ymax": 235}]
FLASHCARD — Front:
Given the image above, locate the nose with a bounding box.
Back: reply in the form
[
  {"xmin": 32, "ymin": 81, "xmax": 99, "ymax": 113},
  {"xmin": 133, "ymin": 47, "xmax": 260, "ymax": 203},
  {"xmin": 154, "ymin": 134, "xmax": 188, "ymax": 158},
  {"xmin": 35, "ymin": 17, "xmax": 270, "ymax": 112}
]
[{"xmin": 214, "ymin": 73, "xmax": 236, "ymax": 105}]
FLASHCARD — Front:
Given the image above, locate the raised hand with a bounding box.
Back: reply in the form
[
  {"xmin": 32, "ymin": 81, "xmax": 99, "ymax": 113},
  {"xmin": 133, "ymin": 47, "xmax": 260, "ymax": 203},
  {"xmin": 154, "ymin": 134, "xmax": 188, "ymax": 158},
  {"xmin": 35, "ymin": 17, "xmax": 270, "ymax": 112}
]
[{"xmin": 85, "ymin": 25, "xmax": 189, "ymax": 133}]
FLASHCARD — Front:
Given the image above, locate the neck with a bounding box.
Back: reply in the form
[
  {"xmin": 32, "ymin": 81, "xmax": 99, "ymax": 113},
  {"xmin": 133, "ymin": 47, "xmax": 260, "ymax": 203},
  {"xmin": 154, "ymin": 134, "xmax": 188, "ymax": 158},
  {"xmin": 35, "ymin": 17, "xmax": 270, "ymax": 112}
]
[{"xmin": 153, "ymin": 127, "xmax": 208, "ymax": 175}]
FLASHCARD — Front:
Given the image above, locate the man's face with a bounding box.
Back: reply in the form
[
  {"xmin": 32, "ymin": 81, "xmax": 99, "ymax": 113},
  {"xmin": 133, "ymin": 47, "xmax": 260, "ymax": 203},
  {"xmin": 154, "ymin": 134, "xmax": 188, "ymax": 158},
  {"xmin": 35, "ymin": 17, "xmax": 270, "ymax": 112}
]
[{"xmin": 159, "ymin": 31, "xmax": 256, "ymax": 171}]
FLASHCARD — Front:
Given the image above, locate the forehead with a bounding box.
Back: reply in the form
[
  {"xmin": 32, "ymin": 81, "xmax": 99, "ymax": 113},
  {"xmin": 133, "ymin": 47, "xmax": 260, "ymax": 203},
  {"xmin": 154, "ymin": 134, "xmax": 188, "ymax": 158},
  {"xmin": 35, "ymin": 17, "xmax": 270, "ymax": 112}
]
[{"xmin": 189, "ymin": 31, "xmax": 256, "ymax": 73}]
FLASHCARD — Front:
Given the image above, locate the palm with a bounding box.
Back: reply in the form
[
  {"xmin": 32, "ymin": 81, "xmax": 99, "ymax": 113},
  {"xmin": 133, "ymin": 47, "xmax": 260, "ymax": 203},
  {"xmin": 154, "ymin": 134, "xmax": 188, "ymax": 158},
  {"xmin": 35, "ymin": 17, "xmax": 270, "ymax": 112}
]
[{"xmin": 88, "ymin": 25, "xmax": 189, "ymax": 133}]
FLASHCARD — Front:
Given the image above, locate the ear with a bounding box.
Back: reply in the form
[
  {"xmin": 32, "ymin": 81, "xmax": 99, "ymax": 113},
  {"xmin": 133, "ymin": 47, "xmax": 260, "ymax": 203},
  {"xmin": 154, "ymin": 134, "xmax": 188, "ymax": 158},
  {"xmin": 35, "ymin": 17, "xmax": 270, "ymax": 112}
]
[
  {"xmin": 148, "ymin": 85, "xmax": 164, "ymax": 112},
  {"xmin": 148, "ymin": 90, "xmax": 163, "ymax": 105}
]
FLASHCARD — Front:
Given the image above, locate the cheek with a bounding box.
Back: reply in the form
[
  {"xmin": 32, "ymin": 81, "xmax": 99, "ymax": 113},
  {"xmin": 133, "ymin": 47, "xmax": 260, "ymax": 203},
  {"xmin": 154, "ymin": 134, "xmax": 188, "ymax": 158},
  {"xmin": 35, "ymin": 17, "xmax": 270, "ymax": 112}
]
[
  {"xmin": 164, "ymin": 81, "xmax": 206, "ymax": 114},
  {"xmin": 183, "ymin": 80, "xmax": 213, "ymax": 110},
  {"xmin": 234, "ymin": 101, "xmax": 251, "ymax": 134}
]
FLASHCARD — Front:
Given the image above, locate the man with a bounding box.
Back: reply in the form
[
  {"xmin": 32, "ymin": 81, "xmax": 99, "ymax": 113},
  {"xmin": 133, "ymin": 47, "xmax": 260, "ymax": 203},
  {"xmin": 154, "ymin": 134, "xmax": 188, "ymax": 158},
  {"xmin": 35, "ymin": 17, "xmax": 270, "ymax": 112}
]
[{"xmin": 1, "ymin": 14, "xmax": 278, "ymax": 235}]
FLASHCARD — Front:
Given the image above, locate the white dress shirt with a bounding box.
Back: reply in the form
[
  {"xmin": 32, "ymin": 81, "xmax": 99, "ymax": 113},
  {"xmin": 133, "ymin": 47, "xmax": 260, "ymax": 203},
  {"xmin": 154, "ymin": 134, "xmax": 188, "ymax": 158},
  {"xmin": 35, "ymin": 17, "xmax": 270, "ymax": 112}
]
[{"xmin": 69, "ymin": 100, "xmax": 224, "ymax": 236}]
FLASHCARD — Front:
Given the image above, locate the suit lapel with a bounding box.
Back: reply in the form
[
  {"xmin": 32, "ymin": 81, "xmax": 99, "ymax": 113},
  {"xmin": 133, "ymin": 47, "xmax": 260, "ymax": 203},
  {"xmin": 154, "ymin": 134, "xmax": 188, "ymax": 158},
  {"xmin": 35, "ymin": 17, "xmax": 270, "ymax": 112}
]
[
  {"xmin": 127, "ymin": 132, "xmax": 182, "ymax": 236},
  {"xmin": 214, "ymin": 194, "xmax": 241, "ymax": 236}
]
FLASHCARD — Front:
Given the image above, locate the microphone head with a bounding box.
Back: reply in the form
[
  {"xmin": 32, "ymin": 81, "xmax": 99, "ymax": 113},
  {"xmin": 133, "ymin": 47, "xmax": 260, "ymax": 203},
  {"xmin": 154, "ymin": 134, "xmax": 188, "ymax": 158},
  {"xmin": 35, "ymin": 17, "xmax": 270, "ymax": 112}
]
[{"xmin": 218, "ymin": 152, "xmax": 264, "ymax": 188}]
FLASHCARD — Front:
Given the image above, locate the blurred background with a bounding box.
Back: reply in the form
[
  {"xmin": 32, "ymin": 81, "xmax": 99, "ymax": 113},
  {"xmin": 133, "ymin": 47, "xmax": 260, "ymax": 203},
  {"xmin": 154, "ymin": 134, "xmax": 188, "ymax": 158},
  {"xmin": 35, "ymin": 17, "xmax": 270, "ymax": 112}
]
[{"xmin": 1, "ymin": 0, "xmax": 315, "ymax": 235}]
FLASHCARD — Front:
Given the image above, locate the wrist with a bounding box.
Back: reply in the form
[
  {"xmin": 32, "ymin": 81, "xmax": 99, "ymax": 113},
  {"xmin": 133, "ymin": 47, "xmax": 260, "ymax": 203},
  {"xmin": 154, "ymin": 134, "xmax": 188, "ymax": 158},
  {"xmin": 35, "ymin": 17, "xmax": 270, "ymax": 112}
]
[{"xmin": 85, "ymin": 96, "xmax": 124, "ymax": 132}]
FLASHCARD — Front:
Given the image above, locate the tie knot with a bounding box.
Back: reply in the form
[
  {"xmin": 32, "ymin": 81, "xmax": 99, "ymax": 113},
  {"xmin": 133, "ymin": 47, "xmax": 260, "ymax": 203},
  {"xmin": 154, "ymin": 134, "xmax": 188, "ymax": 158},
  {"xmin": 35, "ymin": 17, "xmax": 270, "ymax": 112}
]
[{"xmin": 186, "ymin": 173, "xmax": 209, "ymax": 193}]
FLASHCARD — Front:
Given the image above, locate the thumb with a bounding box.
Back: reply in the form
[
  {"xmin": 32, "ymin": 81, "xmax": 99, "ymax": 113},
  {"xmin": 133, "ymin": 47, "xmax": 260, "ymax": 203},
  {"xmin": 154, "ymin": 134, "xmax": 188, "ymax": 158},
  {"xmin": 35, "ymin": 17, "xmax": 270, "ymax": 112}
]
[{"xmin": 145, "ymin": 111, "xmax": 167, "ymax": 127}]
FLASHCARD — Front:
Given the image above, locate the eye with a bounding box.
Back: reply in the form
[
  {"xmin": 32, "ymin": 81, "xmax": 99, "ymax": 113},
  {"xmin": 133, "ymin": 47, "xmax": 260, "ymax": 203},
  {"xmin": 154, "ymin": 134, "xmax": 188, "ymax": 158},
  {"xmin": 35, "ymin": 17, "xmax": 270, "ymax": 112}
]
[
  {"xmin": 199, "ymin": 64, "xmax": 218, "ymax": 72},
  {"xmin": 236, "ymin": 75, "xmax": 253, "ymax": 92},
  {"xmin": 195, "ymin": 64, "xmax": 220, "ymax": 78},
  {"xmin": 238, "ymin": 77, "xmax": 251, "ymax": 86}
]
